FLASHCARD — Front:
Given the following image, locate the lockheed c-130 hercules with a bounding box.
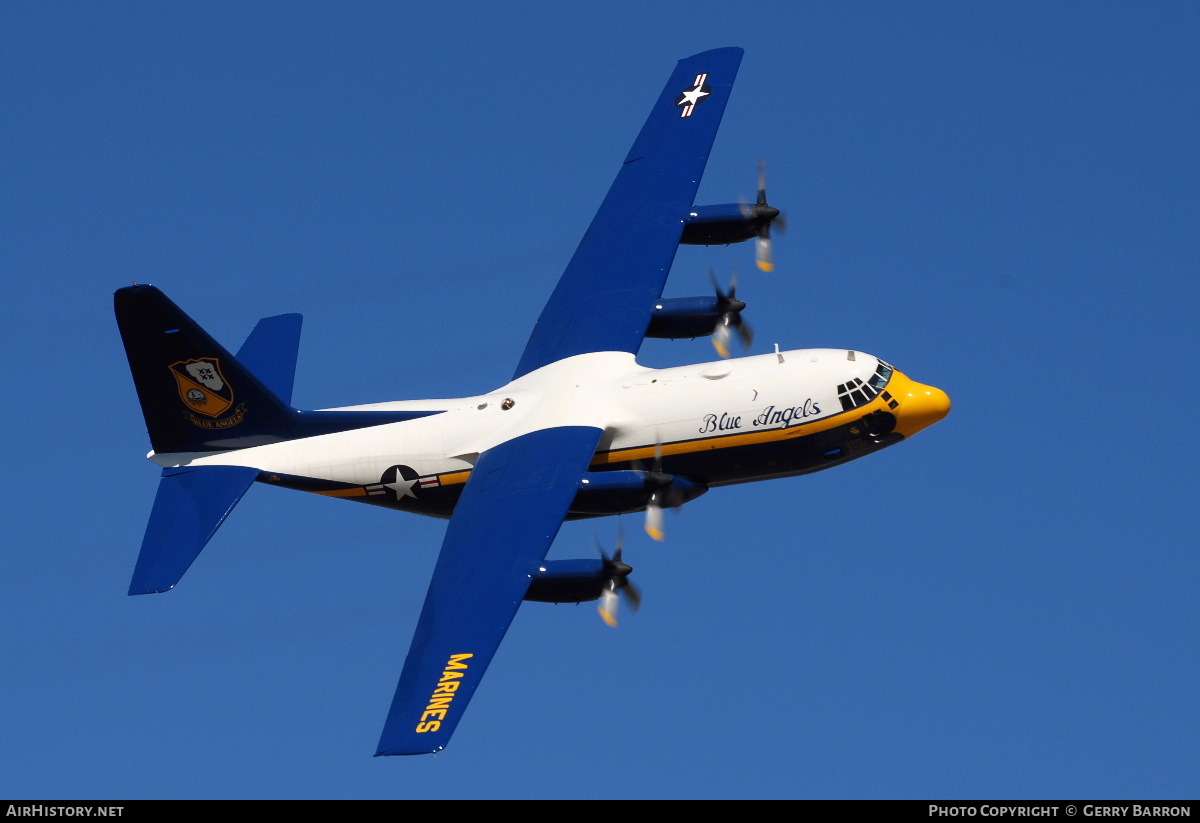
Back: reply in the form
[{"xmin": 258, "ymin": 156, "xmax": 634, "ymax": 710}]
[{"xmin": 115, "ymin": 47, "xmax": 950, "ymax": 755}]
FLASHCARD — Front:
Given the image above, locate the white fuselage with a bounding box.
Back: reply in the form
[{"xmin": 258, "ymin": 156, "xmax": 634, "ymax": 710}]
[{"xmin": 149, "ymin": 347, "xmax": 943, "ymax": 517}]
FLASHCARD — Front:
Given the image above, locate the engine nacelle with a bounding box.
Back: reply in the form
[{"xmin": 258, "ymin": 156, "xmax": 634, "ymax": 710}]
[
  {"xmin": 569, "ymin": 469, "xmax": 707, "ymax": 517},
  {"xmin": 646, "ymin": 296, "xmax": 724, "ymax": 339},
  {"xmin": 524, "ymin": 559, "xmax": 608, "ymax": 603},
  {"xmin": 679, "ymin": 203, "xmax": 763, "ymax": 246}
]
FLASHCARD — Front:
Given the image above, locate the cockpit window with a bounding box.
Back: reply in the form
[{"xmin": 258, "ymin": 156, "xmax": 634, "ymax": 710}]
[
  {"xmin": 868, "ymin": 360, "xmax": 893, "ymax": 391},
  {"xmin": 838, "ymin": 361, "xmax": 893, "ymax": 411}
]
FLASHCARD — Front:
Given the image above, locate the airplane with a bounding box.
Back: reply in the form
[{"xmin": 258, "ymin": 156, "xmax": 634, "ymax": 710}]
[{"xmin": 114, "ymin": 47, "xmax": 950, "ymax": 756}]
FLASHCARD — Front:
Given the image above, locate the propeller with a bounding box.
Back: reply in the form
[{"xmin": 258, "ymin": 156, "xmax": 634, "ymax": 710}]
[
  {"xmin": 710, "ymin": 264, "xmax": 753, "ymax": 359},
  {"xmin": 595, "ymin": 529, "xmax": 642, "ymax": 628},
  {"xmin": 740, "ymin": 160, "xmax": 786, "ymax": 272},
  {"xmin": 640, "ymin": 438, "xmax": 690, "ymax": 541},
  {"xmin": 643, "ymin": 440, "xmax": 668, "ymax": 542}
]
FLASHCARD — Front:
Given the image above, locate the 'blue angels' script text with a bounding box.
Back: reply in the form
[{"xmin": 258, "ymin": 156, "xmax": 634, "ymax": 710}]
[{"xmin": 700, "ymin": 400, "xmax": 821, "ymax": 433}]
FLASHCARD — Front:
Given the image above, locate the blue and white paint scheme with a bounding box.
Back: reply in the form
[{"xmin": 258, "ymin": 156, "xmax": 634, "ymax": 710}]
[{"xmin": 115, "ymin": 48, "xmax": 950, "ymax": 756}]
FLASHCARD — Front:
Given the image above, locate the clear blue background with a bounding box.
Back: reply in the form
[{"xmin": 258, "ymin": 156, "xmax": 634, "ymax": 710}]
[{"xmin": 2, "ymin": 1, "xmax": 1196, "ymax": 800}]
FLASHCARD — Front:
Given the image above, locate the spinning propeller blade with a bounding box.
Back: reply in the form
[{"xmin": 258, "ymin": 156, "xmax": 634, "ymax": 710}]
[
  {"xmin": 644, "ymin": 499, "xmax": 665, "ymax": 543},
  {"xmin": 740, "ymin": 161, "xmax": 785, "ymax": 272},
  {"xmin": 595, "ymin": 529, "xmax": 641, "ymax": 627},
  {"xmin": 644, "ymin": 440, "xmax": 667, "ymax": 541},
  {"xmin": 709, "ymin": 264, "xmax": 753, "ymax": 359}
]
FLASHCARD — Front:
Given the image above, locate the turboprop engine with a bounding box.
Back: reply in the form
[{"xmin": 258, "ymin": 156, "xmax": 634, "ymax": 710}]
[{"xmin": 525, "ymin": 537, "xmax": 642, "ymax": 627}]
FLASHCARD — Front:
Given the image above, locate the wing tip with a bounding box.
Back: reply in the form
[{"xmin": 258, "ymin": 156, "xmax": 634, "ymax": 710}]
[
  {"xmin": 374, "ymin": 745, "xmax": 445, "ymax": 757},
  {"xmin": 127, "ymin": 582, "xmax": 176, "ymax": 596}
]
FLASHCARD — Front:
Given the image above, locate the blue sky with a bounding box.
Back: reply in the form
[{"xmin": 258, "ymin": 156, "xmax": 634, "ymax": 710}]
[{"xmin": 2, "ymin": 1, "xmax": 1197, "ymax": 800}]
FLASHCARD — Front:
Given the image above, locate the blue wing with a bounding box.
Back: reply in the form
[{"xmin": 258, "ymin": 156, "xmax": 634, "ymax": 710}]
[
  {"xmin": 376, "ymin": 426, "xmax": 604, "ymax": 755},
  {"xmin": 378, "ymin": 48, "xmax": 743, "ymax": 755},
  {"xmin": 512, "ymin": 47, "xmax": 743, "ymax": 379}
]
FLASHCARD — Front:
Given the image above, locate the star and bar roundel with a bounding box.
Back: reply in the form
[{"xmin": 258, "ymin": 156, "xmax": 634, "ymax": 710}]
[
  {"xmin": 365, "ymin": 464, "xmax": 442, "ymax": 501},
  {"xmin": 675, "ymin": 72, "xmax": 712, "ymax": 117}
]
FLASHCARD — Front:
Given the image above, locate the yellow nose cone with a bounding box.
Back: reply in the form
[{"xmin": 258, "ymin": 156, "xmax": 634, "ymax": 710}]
[{"xmin": 889, "ymin": 370, "xmax": 951, "ymax": 438}]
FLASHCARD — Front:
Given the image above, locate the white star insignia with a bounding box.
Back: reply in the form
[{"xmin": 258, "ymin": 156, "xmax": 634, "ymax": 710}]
[
  {"xmin": 679, "ymin": 85, "xmax": 709, "ymax": 106},
  {"xmin": 385, "ymin": 475, "xmax": 419, "ymax": 499}
]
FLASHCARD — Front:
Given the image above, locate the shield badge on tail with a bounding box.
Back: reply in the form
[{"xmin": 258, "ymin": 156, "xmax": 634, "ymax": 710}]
[{"xmin": 170, "ymin": 357, "xmax": 234, "ymax": 418}]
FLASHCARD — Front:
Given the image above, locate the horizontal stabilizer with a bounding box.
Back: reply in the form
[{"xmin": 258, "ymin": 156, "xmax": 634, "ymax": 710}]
[
  {"xmin": 129, "ymin": 465, "xmax": 259, "ymax": 595},
  {"xmin": 235, "ymin": 314, "xmax": 303, "ymax": 406}
]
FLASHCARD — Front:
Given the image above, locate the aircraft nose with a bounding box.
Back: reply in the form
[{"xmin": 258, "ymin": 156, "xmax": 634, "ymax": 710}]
[{"xmin": 888, "ymin": 370, "xmax": 951, "ymax": 438}]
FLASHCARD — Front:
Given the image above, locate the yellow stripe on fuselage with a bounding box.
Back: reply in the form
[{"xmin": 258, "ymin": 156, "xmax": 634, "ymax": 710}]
[{"xmin": 317, "ymin": 487, "xmax": 368, "ymax": 498}]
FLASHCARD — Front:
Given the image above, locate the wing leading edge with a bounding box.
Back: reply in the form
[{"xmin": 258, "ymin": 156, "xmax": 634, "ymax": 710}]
[
  {"xmin": 375, "ymin": 426, "xmax": 604, "ymax": 756},
  {"xmin": 512, "ymin": 47, "xmax": 743, "ymax": 379}
]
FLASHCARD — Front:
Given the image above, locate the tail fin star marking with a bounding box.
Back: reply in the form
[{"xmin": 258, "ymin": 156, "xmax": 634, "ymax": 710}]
[{"xmin": 675, "ymin": 72, "xmax": 711, "ymax": 117}]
